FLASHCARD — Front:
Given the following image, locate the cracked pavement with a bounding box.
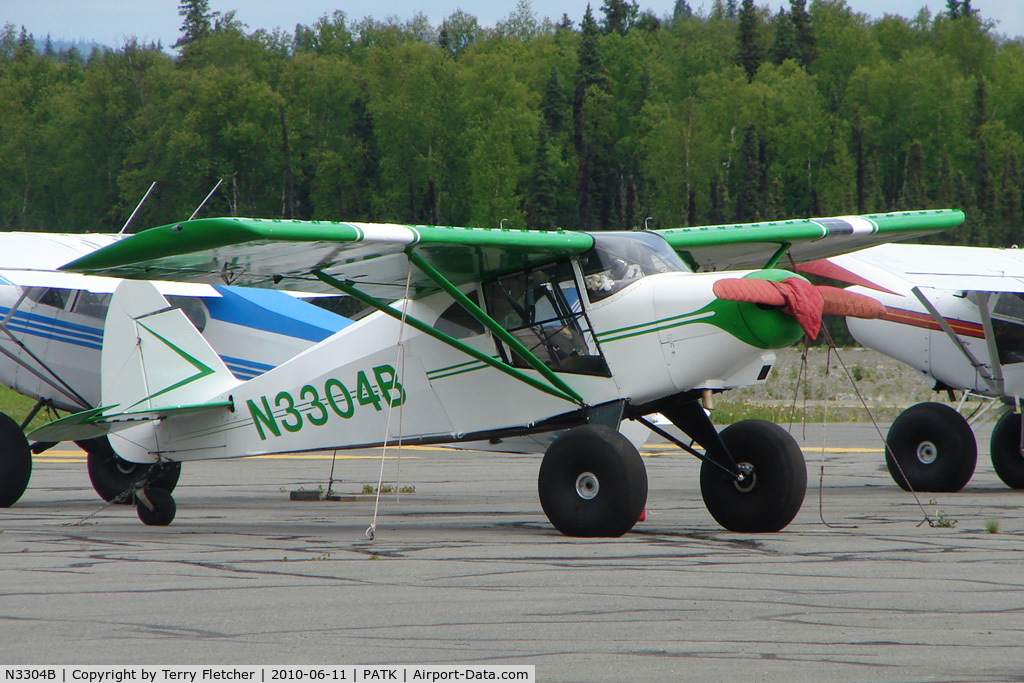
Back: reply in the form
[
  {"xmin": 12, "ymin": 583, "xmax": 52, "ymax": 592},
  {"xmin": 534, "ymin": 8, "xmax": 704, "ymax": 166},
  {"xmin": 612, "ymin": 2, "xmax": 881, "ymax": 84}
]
[{"xmin": 2, "ymin": 425, "xmax": 1023, "ymax": 682}]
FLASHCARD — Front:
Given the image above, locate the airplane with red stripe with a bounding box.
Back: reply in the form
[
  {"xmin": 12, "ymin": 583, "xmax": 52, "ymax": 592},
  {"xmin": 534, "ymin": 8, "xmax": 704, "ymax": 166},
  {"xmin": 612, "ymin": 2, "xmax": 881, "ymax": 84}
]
[{"xmin": 802, "ymin": 242, "xmax": 1024, "ymax": 494}]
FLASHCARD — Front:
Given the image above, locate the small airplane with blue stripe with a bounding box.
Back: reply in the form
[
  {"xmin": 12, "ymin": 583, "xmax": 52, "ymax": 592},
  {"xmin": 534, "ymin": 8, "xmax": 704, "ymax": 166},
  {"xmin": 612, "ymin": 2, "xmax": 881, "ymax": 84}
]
[{"xmin": 0, "ymin": 231, "xmax": 352, "ymax": 505}]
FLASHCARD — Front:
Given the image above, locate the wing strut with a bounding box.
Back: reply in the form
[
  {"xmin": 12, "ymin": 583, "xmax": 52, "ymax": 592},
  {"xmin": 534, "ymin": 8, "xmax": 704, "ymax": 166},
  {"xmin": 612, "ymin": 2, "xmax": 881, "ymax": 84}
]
[
  {"xmin": 764, "ymin": 242, "xmax": 791, "ymax": 269},
  {"xmin": 911, "ymin": 286, "xmax": 1004, "ymax": 396},
  {"xmin": 0, "ymin": 290, "xmax": 92, "ymax": 410},
  {"xmin": 313, "ymin": 270, "xmax": 585, "ymax": 407},
  {"xmin": 973, "ymin": 291, "xmax": 1006, "ymax": 397}
]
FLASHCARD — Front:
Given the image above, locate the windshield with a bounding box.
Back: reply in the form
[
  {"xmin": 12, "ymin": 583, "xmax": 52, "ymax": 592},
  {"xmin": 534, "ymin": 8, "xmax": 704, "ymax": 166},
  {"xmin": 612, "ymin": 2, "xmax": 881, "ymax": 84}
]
[{"xmin": 580, "ymin": 232, "xmax": 691, "ymax": 302}]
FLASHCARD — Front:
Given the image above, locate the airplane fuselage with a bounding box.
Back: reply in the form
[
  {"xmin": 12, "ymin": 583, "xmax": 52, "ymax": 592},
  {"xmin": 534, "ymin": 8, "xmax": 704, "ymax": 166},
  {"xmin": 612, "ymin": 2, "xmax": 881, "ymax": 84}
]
[
  {"xmin": 847, "ymin": 287, "xmax": 1024, "ymax": 399},
  {"xmin": 106, "ymin": 262, "xmax": 803, "ymax": 464},
  {"xmin": 0, "ymin": 233, "xmax": 351, "ymax": 414}
]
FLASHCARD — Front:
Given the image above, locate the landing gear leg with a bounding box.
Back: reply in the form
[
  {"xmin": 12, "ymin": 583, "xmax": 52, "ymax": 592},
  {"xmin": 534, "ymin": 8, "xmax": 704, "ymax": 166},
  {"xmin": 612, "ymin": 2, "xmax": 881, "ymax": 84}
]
[
  {"xmin": 699, "ymin": 420, "xmax": 806, "ymax": 532},
  {"xmin": 655, "ymin": 395, "xmax": 806, "ymax": 532},
  {"xmin": 0, "ymin": 411, "xmax": 31, "ymax": 507}
]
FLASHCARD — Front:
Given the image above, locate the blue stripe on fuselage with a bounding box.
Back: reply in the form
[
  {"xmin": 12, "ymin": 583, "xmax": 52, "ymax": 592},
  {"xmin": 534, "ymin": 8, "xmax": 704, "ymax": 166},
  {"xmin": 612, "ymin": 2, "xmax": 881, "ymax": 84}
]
[
  {"xmin": 0, "ymin": 306, "xmax": 104, "ymax": 349},
  {"xmin": 221, "ymin": 354, "xmax": 274, "ymax": 380},
  {"xmin": 207, "ymin": 286, "xmax": 352, "ymax": 342}
]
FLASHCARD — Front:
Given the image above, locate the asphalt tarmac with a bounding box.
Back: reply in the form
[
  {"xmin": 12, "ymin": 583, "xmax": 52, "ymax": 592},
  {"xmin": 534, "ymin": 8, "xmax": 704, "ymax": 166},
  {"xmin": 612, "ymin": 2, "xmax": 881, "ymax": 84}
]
[{"xmin": 2, "ymin": 423, "xmax": 1022, "ymax": 682}]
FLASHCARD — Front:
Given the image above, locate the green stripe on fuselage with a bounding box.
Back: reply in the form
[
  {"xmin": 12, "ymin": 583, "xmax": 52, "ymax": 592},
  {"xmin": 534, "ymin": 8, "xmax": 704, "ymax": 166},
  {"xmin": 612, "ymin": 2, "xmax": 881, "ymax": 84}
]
[{"xmin": 597, "ymin": 298, "xmax": 803, "ymax": 350}]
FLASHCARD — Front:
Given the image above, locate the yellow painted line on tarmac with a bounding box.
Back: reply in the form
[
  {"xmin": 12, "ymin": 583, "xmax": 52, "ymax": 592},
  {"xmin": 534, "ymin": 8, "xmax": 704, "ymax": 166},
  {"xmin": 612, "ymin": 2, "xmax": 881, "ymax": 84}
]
[
  {"xmin": 33, "ymin": 450, "xmax": 86, "ymax": 463},
  {"xmin": 30, "ymin": 450, "xmax": 423, "ymax": 463},
  {"xmin": 248, "ymin": 453, "xmax": 419, "ymax": 460},
  {"xmin": 807, "ymin": 447, "xmax": 884, "ymax": 453},
  {"xmin": 32, "ymin": 444, "xmax": 884, "ymax": 464},
  {"xmin": 641, "ymin": 444, "xmax": 883, "ymax": 456}
]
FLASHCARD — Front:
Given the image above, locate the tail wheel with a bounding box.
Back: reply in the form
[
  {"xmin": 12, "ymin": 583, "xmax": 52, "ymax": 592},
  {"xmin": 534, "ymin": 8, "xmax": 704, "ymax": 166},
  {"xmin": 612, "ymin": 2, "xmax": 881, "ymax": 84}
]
[
  {"xmin": 885, "ymin": 402, "xmax": 976, "ymax": 492},
  {"xmin": 136, "ymin": 487, "xmax": 176, "ymax": 526},
  {"xmin": 538, "ymin": 424, "xmax": 647, "ymax": 537},
  {"xmin": 81, "ymin": 437, "xmax": 181, "ymax": 503},
  {"xmin": 700, "ymin": 419, "xmax": 806, "ymax": 532},
  {"xmin": 0, "ymin": 412, "xmax": 31, "ymax": 507},
  {"xmin": 991, "ymin": 412, "xmax": 1024, "ymax": 488}
]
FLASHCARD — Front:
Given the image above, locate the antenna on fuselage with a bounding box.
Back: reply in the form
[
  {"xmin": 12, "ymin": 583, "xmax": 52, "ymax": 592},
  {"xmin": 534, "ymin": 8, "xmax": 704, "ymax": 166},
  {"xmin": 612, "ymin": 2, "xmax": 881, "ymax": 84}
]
[
  {"xmin": 119, "ymin": 181, "xmax": 157, "ymax": 235},
  {"xmin": 189, "ymin": 178, "xmax": 224, "ymax": 221}
]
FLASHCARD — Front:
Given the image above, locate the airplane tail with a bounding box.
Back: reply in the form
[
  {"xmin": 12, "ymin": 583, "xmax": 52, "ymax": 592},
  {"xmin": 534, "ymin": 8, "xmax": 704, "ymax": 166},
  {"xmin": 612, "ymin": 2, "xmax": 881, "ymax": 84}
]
[
  {"xmin": 30, "ymin": 280, "xmax": 240, "ymax": 449},
  {"xmin": 101, "ymin": 279, "xmax": 240, "ymax": 413}
]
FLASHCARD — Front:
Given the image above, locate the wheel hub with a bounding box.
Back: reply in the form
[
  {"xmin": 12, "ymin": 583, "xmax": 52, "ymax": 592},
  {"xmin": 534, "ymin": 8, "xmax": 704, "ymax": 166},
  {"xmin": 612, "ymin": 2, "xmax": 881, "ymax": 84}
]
[
  {"xmin": 575, "ymin": 472, "xmax": 599, "ymax": 500},
  {"xmin": 916, "ymin": 441, "xmax": 938, "ymax": 465},
  {"xmin": 733, "ymin": 462, "xmax": 757, "ymax": 493},
  {"xmin": 115, "ymin": 458, "xmax": 137, "ymax": 476}
]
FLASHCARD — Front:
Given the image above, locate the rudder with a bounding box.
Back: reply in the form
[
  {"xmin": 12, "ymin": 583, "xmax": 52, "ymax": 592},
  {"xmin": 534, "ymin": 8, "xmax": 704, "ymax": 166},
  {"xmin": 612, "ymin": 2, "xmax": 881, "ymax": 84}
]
[{"xmin": 102, "ymin": 280, "xmax": 240, "ymax": 414}]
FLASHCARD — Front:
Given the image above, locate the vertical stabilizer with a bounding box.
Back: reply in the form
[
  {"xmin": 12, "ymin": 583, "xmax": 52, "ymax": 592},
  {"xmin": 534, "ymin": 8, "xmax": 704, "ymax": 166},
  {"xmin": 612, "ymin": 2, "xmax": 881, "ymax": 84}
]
[{"xmin": 102, "ymin": 280, "xmax": 240, "ymax": 414}]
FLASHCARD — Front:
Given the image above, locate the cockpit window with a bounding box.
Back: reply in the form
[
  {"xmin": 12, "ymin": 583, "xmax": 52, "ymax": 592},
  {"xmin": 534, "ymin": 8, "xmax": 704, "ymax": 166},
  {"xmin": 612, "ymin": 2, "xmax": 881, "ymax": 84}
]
[
  {"xmin": 166, "ymin": 296, "xmax": 208, "ymax": 333},
  {"xmin": 993, "ymin": 292, "xmax": 1024, "ymax": 322},
  {"xmin": 483, "ymin": 261, "xmax": 609, "ymax": 376},
  {"xmin": 580, "ymin": 232, "xmax": 691, "ymax": 302},
  {"xmin": 436, "ymin": 290, "xmax": 485, "ymax": 339},
  {"xmin": 26, "ymin": 287, "xmax": 73, "ymax": 310},
  {"xmin": 990, "ymin": 292, "xmax": 1024, "ymax": 365},
  {"xmin": 71, "ymin": 291, "xmax": 111, "ymax": 319}
]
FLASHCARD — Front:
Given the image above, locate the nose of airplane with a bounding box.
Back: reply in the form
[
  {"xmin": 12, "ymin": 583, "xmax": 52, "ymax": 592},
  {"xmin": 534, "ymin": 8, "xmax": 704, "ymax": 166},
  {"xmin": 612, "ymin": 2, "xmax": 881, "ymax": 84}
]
[{"xmin": 712, "ymin": 269, "xmax": 885, "ymax": 343}]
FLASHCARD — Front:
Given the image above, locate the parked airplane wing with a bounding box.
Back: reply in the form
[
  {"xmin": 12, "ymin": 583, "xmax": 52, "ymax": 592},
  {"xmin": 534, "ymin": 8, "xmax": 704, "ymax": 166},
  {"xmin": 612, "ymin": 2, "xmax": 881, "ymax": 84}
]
[
  {"xmin": 799, "ymin": 242, "xmax": 1024, "ymax": 294},
  {"xmin": 61, "ymin": 210, "xmax": 965, "ymax": 300},
  {"xmin": 657, "ymin": 209, "xmax": 965, "ymax": 272}
]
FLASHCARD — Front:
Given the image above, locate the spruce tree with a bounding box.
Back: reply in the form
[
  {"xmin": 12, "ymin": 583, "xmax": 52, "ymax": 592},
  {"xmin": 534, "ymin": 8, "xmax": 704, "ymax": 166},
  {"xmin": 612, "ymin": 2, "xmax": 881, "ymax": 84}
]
[
  {"xmin": 898, "ymin": 142, "xmax": 927, "ymax": 209},
  {"xmin": 771, "ymin": 7, "xmax": 796, "ymax": 65},
  {"xmin": 972, "ymin": 78, "xmax": 993, "ymax": 227},
  {"xmin": 996, "ymin": 151, "xmax": 1022, "ymax": 246},
  {"xmin": 174, "ymin": 0, "xmax": 218, "ymax": 48},
  {"xmin": 709, "ymin": 174, "xmax": 728, "ymax": 224},
  {"xmin": 527, "ymin": 128, "xmax": 560, "ymax": 230},
  {"xmin": 935, "ymin": 152, "xmax": 955, "ymax": 209},
  {"xmin": 573, "ymin": 6, "xmax": 608, "ymax": 230},
  {"xmin": 735, "ymin": 125, "xmax": 762, "ymax": 221},
  {"xmin": 673, "ymin": 0, "xmax": 694, "ymax": 22},
  {"xmin": 600, "ymin": 0, "xmax": 639, "ymax": 36},
  {"xmin": 852, "ymin": 114, "xmax": 866, "ymax": 214},
  {"xmin": 541, "ymin": 68, "xmax": 566, "ymax": 135},
  {"xmin": 737, "ymin": 0, "xmax": 763, "ymax": 81},
  {"xmin": 789, "ymin": 0, "xmax": 816, "ymax": 69}
]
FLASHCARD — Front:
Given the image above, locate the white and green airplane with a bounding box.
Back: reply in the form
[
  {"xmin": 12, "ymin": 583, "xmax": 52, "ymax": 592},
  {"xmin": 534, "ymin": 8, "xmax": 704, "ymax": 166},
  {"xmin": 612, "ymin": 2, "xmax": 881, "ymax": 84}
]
[{"xmin": 29, "ymin": 209, "xmax": 964, "ymax": 536}]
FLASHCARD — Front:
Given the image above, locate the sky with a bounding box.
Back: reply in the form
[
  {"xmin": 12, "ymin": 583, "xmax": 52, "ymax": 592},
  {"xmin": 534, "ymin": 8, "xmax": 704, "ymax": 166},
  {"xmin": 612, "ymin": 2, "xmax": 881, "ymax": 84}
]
[{"xmin": 2, "ymin": 0, "xmax": 1022, "ymax": 48}]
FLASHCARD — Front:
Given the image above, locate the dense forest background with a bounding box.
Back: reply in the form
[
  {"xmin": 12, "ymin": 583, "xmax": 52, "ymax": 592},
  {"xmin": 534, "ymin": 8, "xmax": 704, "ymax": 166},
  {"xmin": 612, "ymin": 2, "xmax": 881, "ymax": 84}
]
[{"xmin": 1, "ymin": 0, "xmax": 1022, "ymax": 246}]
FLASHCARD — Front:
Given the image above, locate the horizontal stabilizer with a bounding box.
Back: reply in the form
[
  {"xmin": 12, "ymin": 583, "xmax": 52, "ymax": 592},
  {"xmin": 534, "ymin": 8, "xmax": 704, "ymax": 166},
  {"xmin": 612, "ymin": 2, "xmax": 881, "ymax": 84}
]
[{"xmin": 29, "ymin": 400, "xmax": 233, "ymax": 443}]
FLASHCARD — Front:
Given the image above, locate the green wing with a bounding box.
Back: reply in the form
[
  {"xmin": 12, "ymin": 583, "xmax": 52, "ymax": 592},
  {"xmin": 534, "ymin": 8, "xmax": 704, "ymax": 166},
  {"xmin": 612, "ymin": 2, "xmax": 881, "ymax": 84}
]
[
  {"xmin": 63, "ymin": 218, "xmax": 594, "ymax": 299},
  {"xmin": 655, "ymin": 209, "xmax": 965, "ymax": 271},
  {"xmin": 62, "ymin": 210, "xmax": 964, "ymax": 297}
]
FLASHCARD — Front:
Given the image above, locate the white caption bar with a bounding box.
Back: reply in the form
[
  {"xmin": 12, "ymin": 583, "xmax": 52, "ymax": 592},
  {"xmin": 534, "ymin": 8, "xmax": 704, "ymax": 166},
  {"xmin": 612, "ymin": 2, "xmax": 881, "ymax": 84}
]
[{"xmin": 0, "ymin": 667, "xmax": 535, "ymax": 683}]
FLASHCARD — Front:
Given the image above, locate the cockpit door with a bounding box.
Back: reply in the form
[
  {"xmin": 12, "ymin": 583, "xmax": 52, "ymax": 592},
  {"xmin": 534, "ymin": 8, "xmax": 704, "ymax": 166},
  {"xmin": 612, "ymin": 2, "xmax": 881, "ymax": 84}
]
[{"xmin": 482, "ymin": 261, "xmax": 609, "ymax": 376}]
